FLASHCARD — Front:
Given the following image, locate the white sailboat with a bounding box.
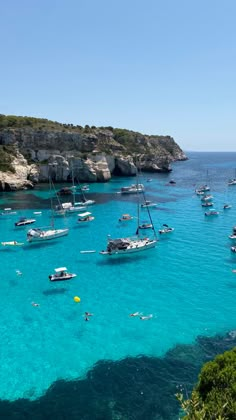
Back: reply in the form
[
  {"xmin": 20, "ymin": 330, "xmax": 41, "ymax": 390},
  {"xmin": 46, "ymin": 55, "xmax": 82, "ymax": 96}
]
[
  {"xmin": 100, "ymin": 169, "xmax": 157, "ymax": 256},
  {"xmin": 27, "ymin": 171, "xmax": 69, "ymax": 243}
]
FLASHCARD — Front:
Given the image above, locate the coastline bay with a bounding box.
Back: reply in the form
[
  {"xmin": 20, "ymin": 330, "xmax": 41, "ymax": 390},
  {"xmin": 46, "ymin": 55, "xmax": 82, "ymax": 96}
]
[{"xmin": 1, "ymin": 152, "xmax": 236, "ymax": 418}]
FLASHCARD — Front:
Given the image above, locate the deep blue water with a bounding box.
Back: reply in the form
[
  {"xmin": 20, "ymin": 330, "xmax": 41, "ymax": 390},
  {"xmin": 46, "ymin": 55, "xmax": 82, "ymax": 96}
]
[{"xmin": 1, "ymin": 151, "xmax": 236, "ymax": 418}]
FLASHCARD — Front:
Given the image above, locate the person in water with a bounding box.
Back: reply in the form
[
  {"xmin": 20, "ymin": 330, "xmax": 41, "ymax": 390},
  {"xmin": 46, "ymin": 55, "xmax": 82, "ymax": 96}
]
[
  {"xmin": 130, "ymin": 312, "xmax": 142, "ymax": 317},
  {"xmin": 140, "ymin": 314, "xmax": 153, "ymax": 320}
]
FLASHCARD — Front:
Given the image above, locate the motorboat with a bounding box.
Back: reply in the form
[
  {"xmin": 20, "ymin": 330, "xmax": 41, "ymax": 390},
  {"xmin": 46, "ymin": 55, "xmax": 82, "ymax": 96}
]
[
  {"xmin": 201, "ymin": 202, "xmax": 214, "ymax": 207},
  {"xmin": 228, "ymin": 178, "xmax": 236, "ymax": 186},
  {"xmin": 0, "ymin": 208, "xmax": 17, "ymax": 216},
  {"xmin": 231, "ymin": 246, "xmax": 236, "ymax": 253},
  {"xmin": 139, "ymin": 223, "xmax": 153, "ymax": 229},
  {"xmin": 223, "ymin": 204, "xmax": 232, "ymax": 210},
  {"xmin": 198, "ymin": 184, "xmax": 210, "ymax": 192},
  {"xmin": 201, "ymin": 194, "xmax": 213, "ymax": 202},
  {"xmin": 159, "ymin": 224, "xmax": 174, "ymax": 234},
  {"xmin": 119, "ymin": 214, "xmax": 133, "ymax": 222},
  {"xmin": 169, "ymin": 179, "xmax": 176, "ymax": 184},
  {"xmin": 100, "ymin": 236, "xmax": 156, "ymax": 255},
  {"xmin": 141, "ymin": 201, "xmax": 158, "ymax": 208},
  {"xmin": 229, "ymin": 226, "xmax": 236, "ymax": 240},
  {"xmin": 121, "ymin": 184, "xmax": 144, "ymax": 194},
  {"xmin": 15, "ymin": 218, "xmax": 36, "ymax": 227},
  {"xmin": 27, "ymin": 227, "xmax": 69, "ymax": 242},
  {"xmin": 195, "ymin": 189, "xmax": 205, "ymax": 195},
  {"xmin": 204, "ymin": 210, "xmax": 219, "ymax": 216},
  {"xmin": 49, "ymin": 267, "xmax": 77, "ymax": 282},
  {"xmin": 75, "ymin": 199, "xmax": 95, "ymax": 206},
  {"xmin": 78, "ymin": 212, "xmax": 94, "ymax": 223}
]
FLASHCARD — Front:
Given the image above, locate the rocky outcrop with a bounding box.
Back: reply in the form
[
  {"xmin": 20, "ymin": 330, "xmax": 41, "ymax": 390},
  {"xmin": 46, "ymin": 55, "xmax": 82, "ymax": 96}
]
[
  {"xmin": 0, "ymin": 120, "xmax": 187, "ymax": 190},
  {"xmin": 0, "ymin": 152, "xmax": 38, "ymax": 191}
]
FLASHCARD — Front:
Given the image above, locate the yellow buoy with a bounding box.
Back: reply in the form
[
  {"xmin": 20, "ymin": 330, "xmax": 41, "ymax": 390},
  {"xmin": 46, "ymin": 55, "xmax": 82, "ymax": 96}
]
[{"xmin": 74, "ymin": 296, "xmax": 81, "ymax": 303}]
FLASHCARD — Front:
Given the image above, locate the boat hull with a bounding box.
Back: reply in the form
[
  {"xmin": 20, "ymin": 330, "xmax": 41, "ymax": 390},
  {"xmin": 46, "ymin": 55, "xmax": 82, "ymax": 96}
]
[
  {"xmin": 27, "ymin": 228, "xmax": 69, "ymax": 242},
  {"xmin": 49, "ymin": 273, "xmax": 76, "ymax": 281},
  {"xmin": 100, "ymin": 239, "xmax": 157, "ymax": 255}
]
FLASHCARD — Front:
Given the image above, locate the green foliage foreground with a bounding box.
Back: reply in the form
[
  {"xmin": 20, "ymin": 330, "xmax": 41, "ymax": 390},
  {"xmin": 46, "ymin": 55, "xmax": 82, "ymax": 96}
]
[{"xmin": 177, "ymin": 347, "xmax": 236, "ymax": 419}]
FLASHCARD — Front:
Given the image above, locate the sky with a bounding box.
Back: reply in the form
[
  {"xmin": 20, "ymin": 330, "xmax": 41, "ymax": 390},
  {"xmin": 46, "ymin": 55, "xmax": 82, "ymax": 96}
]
[{"xmin": 0, "ymin": 0, "xmax": 235, "ymax": 151}]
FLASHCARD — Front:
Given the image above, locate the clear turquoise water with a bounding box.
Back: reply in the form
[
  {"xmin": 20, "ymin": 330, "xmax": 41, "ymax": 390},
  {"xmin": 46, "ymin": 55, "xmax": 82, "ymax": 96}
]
[{"xmin": 1, "ymin": 151, "xmax": 236, "ymax": 401}]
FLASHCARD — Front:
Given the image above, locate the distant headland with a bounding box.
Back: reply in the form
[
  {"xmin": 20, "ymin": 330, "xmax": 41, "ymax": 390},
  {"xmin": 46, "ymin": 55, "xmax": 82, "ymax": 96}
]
[{"xmin": 0, "ymin": 114, "xmax": 187, "ymax": 191}]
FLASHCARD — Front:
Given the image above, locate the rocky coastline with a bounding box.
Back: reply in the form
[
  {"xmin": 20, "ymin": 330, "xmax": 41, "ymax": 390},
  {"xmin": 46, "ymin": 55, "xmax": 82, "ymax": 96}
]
[{"xmin": 0, "ymin": 116, "xmax": 187, "ymax": 191}]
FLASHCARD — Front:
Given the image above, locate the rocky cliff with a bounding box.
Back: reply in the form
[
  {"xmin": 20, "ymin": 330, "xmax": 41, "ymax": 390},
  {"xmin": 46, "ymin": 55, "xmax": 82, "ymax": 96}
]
[{"xmin": 0, "ymin": 115, "xmax": 187, "ymax": 191}]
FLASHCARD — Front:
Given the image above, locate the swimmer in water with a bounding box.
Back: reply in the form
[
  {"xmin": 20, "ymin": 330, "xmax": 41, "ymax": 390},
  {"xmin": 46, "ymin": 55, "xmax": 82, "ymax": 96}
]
[
  {"xmin": 140, "ymin": 314, "xmax": 153, "ymax": 320},
  {"xmin": 16, "ymin": 270, "xmax": 22, "ymax": 276},
  {"xmin": 130, "ymin": 312, "xmax": 142, "ymax": 317},
  {"xmin": 85, "ymin": 312, "xmax": 93, "ymax": 317},
  {"xmin": 31, "ymin": 302, "xmax": 40, "ymax": 307}
]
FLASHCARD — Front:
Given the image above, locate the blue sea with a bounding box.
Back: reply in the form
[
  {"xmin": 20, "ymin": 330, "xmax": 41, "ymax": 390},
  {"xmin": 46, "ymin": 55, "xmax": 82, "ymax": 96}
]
[{"xmin": 1, "ymin": 151, "xmax": 236, "ymax": 419}]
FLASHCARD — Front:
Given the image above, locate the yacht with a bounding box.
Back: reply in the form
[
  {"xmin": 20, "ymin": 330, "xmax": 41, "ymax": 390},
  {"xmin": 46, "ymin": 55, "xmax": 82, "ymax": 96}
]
[
  {"xmin": 100, "ymin": 236, "xmax": 156, "ymax": 255},
  {"xmin": 27, "ymin": 227, "xmax": 69, "ymax": 242},
  {"xmin": 101, "ymin": 170, "xmax": 157, "ymax": 256}
]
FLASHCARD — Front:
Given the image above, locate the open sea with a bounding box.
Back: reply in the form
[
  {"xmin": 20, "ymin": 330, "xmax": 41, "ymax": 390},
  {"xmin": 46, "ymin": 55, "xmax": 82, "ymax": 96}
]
[{"xmin": 1, "ymin": 151, "xmax": 236, "ymax": 419}]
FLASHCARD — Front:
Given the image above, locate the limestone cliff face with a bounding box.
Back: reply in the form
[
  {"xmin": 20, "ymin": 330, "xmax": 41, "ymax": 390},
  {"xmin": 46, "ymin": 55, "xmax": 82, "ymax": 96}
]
[{"xmin": 0, "ymin": 124, "xmax": 187, "ymax": 190}]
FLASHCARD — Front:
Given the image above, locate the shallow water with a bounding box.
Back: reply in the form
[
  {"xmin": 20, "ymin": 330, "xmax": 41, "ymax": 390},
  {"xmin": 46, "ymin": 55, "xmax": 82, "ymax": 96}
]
[{"xmin": 1, "ymin": 152, "xmax": 236, "ymax": 417}]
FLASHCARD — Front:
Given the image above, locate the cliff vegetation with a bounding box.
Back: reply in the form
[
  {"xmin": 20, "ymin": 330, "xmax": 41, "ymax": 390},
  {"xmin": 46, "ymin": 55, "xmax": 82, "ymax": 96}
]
[{"xmin": 178, "ymin": 347, "xmax": 236, "ymax": 419}]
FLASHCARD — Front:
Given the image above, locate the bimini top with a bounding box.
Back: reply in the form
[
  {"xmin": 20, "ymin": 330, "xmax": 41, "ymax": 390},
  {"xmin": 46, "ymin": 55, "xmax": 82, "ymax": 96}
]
[
  {"xmin": 77, "ymin": 212, "xmax": 91, "ymax": 218},
  {"xmin": 55, "ymin": 267, "xmax": 67, "ymax": 272}
]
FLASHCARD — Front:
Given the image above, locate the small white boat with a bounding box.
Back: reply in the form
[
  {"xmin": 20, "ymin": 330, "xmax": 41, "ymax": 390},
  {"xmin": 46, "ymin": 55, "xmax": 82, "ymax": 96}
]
[
  {"xmin": 228, "ymin": 179, "xmax": 236, "ymax": 186},
  {"xmin": 201, "ymin": 195, "xmax": 213, "ymax": 202},
  {"xmin": 229, "ymin": 226, "xmax": 236, "ymax": 240},
  {"xmin": 195, "ymin": 189, "xmax": 205, "ymax": 195},
  {"xmin": 159, "ymin": 224, "xmax": 174, "ymax": 234},
  {"xmin": 119, "ymin": 214, "xmax": 133, "ymax": 222},
  {"xmin": 223, "ymin": 204, "xmax": 232, "ymax": 210},
  {"xmin": 75, "ymin": 200, "xmax": 95, "ymax": 206},
  {"xmin": 27, "ymin": 227, "xmax": 69, "ymax": 242},
  {"xmin": 121, "ymin": 184, "xmax": 144, "ymax": 194},
  {"xmin": 201, "ymin": 202, "xmax": 214, "ymax": 207},
  {"xmin": 141, "ymin": 201, "xmax": 158, "ymax": 208},
  {"xmin": 231, "ymin": 246, "xmax": 236, "ymax": 253},
  {"xmin": 78, "ymin": 212, "xmax": 94, "ymax": 222},
  {"xmin": 49, "ymin": 267, "xmax": 77, "ymax": 282},
  {"xmin": 15, "ymin": 218, "xmax": 36, "ymax": 227},
  {"xmin": 0, "ymin": 208, "xmax": 17, "ymax": 216},
  {"xmin": 198, "ymin": 185, "xmax": 210, "ymax": 192},
  {"xmin": 147, "ymin": 179, "xmax": 153, "ymax": 182},
  {"xmin": 139, "ymin": 223, "xmax": 153, "ymax": 230},
  {"xmin": 205, "ymin": 210, "xmax": 219, "ymax": 216}
]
